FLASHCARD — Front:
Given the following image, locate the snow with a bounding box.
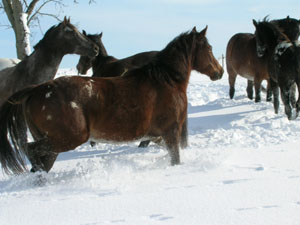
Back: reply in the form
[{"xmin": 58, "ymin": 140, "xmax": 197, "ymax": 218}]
[{"xmin": 1, "ymin": 68, "xmax": 300, "ymax": 225}]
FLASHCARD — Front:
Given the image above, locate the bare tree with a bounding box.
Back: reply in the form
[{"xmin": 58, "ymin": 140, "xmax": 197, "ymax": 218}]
[{"xmin": 0, "ymin": 0, "xmax": 95, "ymax": 59}]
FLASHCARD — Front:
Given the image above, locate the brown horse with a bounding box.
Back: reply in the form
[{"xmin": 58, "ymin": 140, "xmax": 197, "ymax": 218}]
[
  {"xmin": 76, "ymin": 32, "xmax": 158, "ymax": 148},
  {"xmin": 76, "ymin": 32, "xmax": 158, "ymax": 76},
  {"xmin": 226, "ymin": 16, "xmax": 300, "ymax": 102},
  {"xmin": 0, "ymin": 26, "xmax": 223, "ymax": 174}
]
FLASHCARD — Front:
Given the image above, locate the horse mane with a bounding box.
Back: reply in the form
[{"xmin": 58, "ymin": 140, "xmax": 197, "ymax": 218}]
[
  {"xmin": 126, "ymin": 30, "xmax": 197, "ymax": 85},
  {"xmin": 33, "ymin": 25, "xmax": 58, "ymax": 50},
  {"xmin": 259, "ymin": 18, "xmax": 290, "ymax": 43}
]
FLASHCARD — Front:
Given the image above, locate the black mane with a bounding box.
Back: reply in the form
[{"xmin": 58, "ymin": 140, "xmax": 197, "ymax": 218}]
[
  {"xmin": 33, "ymin": 24, "xmax": 58, "ymax": 50},
  {"xmin": 271, "ymin": 16, "xmax": 300, "ymax": 41},
  {"xmin": 256, "ymin": 19, "xmax": 290, "ymax": 51},
  {"xmin": 127, "ymin": 30, "xmax": 197, "ymax": 85}
]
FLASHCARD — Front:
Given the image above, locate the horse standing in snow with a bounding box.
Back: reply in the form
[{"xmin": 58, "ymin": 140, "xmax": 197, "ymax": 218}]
[
  {"xmin": 253, "ymin": 19, "xmax": 300, "ymax": 120},
  {"xmin": 0, "ymin": 26, "xmax": 223, "ymax": 174},
  {"xmin": 226, "ymin": 16, "xmax": 300, "ymax": 102}
]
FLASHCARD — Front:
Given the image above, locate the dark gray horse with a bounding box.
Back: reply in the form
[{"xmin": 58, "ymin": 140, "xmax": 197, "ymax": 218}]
[
  {"xmin": 254, "ymin": 19, "xmax": 300, "ymax": 120},
  {"xmin": 0, "ymin": 17, "xmax": 99, "ymax": 107}
]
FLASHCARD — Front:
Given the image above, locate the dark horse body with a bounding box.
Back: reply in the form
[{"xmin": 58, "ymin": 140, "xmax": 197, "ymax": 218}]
[
  {"xmin": 254, "ymin": 20, "xmax": 300, "ymax": 120},
  {"xmin": 0, "ymin": 17, "xmax": 98, "ymax": 107},
  {"xmin": 76, "ymin": 32, "xmax": 158, "ymax": 76},
  {"xmin": 226, "ymin": 16, "xmax": 300, "ymax": 102},
  {"xmin": 0, "ymin": 27, "xmax": 223, "ymax": 174}
]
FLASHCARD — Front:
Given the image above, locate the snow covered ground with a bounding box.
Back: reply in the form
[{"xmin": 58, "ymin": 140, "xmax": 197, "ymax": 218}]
[{"xmin": 0, "ymin": 68, "xmax": 300, "ymax": 225}]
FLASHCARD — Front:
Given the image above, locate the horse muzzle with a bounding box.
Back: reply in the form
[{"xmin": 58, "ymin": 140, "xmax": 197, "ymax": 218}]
[{"xmin": 210, "ymin": 69, "xmax": 224, "ymax": 81}]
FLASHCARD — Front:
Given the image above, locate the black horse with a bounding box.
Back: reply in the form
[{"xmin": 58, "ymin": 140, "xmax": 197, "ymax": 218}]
[
  {"xmin": 226, "ymin": 16, "xmax": 300, "ymax": 102},
  {"xmin": 253, "ymin": 19, "xmax": 300, "ymax": 120},
  {"xmin": 77, "ymin": 32, "xmax": 158, "ymax": 76}
]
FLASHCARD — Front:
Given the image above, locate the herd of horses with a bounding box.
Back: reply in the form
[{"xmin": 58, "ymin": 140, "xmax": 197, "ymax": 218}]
[{"xmin": 0, "ymin": 16, "xmax": 299, "ymax": 176}]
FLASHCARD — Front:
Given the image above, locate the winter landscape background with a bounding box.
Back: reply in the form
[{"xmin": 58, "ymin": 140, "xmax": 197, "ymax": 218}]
[
  {"xmin": 1, "ymin": 1, "xmax": 300, "ymax": 224},
  {"xmin": 0, "ymin": 67, "xmax": 300, "ymax": 225}
]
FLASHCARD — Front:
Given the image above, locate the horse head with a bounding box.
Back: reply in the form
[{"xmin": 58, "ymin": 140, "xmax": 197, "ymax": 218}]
[
  {"xmin": 253, "ymin": 19, "xmax": 291, "ymax": 58},
  {"xmin": 51, "ymin": 17, "xmax": 99, "ymax": 57},
  {"xmin": 192, "ymin": 26, "xmax": 223, "ymax": 81},
  {"xmin": 77, "ymin": 32, "xmax": 107, "ymax": 75}
]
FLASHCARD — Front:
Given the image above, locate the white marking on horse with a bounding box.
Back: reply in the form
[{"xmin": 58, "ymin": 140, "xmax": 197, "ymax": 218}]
[
  {"xmin": 42, "ymin": 105, "xmax": 46, "ymax": 111},
  {"xmin": 275, "ymin": 41, "xmax": 293, "ymax": 56},
  {"xmin": 295, "ymin": 40, "xmax": 300, "ymax": 47},
  {"xmin": 120, "ymin": 68, "xmax": 128, "ymax": 77},
  {"xmin": 84, "ymin": 81, "xmax": 93, "ymax": 97},
  {"xmin": 47, "ymin": 115, "xmax": 52, "ymax": 120},
  {"xmin": 70, "ymin": 101, "xmax": 79, "ymax": 109},
  {"xmin": 45, "ymin": 91, "xmax": 52, "ymax": 98}
]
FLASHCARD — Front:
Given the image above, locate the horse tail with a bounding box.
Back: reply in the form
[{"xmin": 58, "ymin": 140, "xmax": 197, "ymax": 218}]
[{"xmin": 0, "ymin": 86, "xmax": 35, "ymax": 174}]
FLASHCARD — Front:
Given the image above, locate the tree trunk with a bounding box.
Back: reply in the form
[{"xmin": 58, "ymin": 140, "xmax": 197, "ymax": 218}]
[{"xmin": 2, "ymin": 0, "xmax": 31, "ymax": 60}]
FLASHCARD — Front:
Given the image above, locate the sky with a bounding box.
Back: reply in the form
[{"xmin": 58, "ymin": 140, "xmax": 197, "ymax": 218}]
[{"xmin": 1, "ymin": 0, "xmax": 300, "ymax": 68}]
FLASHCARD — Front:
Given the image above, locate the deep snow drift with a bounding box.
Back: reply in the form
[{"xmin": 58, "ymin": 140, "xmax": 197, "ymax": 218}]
[{"xmin": 0, "ymin": 68, "xmax": 300, "ymax": 225}]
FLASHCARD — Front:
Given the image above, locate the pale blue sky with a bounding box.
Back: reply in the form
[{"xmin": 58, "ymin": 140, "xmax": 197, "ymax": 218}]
[{"xmin": 1, "ymin": 0, "xmax": 300, "ymax": 68}]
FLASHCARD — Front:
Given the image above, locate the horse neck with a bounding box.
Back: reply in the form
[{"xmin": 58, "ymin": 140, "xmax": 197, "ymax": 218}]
[
  {"xmin": 22, "ymin": 47, "xmax": 63, "ymax": 83},
  {"xmin": 92, "ymin": 55, "xmax": 117, "ymax": 73},
  {"xmin": 156, "ymin": 44, "xmax": 193, "ymax": 86}
]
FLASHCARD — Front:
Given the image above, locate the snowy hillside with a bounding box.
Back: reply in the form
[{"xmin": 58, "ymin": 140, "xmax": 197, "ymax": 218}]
[{"xmin": 0, "ymin": 68, "xmax": 300, "ymax": 225}]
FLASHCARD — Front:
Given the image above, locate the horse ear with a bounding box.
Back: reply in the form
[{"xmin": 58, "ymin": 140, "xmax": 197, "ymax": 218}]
[
  {"xmin": 192, "ymin": 26, "xmax": 197, "ymax": 33},
  {"xmin": 63, "ymin": 16, "xmax": 68, "ymax": 25},
  {"xmin": 99, "ymin": 32, "xmax": 103, "ymax": 38},
  {"xmin": 68, "ymin": 17, "xmax": 71, "ymax": 23},
  {"xmin": 82, "ymin": 30, "xmax": 87, "ymax": 36},
  {"xmin": 199, "ymin": 25, "xmax": 208, "ymax": 37},
  {"xmin": 253, "ymin": 19, "xmax": 258, "ymax": 27}
]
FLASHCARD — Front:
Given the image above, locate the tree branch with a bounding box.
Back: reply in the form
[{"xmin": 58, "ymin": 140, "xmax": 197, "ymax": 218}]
[
  {"xmin": 26, "ymin": 0, "xmax": 39, "ymax": 17},
  {"xmin": 36, "ymin": 12, "xmax": 61, "ymax": 21},
  {"xmin": 2, "ymin": 0, "xmax": 15, "ymax": 28},
  {"xmin": 27, "ymin": 0, "xmax": 64, "ymax": 25}
]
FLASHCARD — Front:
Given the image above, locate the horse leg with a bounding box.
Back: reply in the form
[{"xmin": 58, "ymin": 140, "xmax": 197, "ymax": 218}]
[
  {"xmin": 90, "ymin": 141, "xmax": 96, "ymax": 147},
  {"xmin": 162, "ymin": 124, "xmax": 180, "ymax": 166},
  {"xmin": 270, "ymin": 79, "xmax": 280, "ymax": 114},
  {"xmin": 280, "ymin": 86, "xmax": 293, "ymax": 120},
  {"xmin": 266, "ymin": 79, "xmax": 273, "ymax": 102},
  {"xmin": 180, "ymin": 118, "xmax": 188, "ymax": 149},
  {"xmin": 138, "ymin": 140, "xmax": 151, "ymax": 148},
  {"xmin": 295, "ymin": 81, "xmax": 300, "ymax": 118},
  {"xmin": 290, "ymin": 82, "xmax": 297, "ymax": 108},
  {"xmin": 228, "ymin": 71, "xmax": 237, "ymax": 99},
  {"xmin": 254, "ymin": 77, "xmax": 262, "ymax": 102},
  {"xmin": 26, "ymin": 138, "xmax": 57, "ymax": 172},
  {"xmin": 246, "ymin": 80, "xmax": 254, "ymax": 100}
]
